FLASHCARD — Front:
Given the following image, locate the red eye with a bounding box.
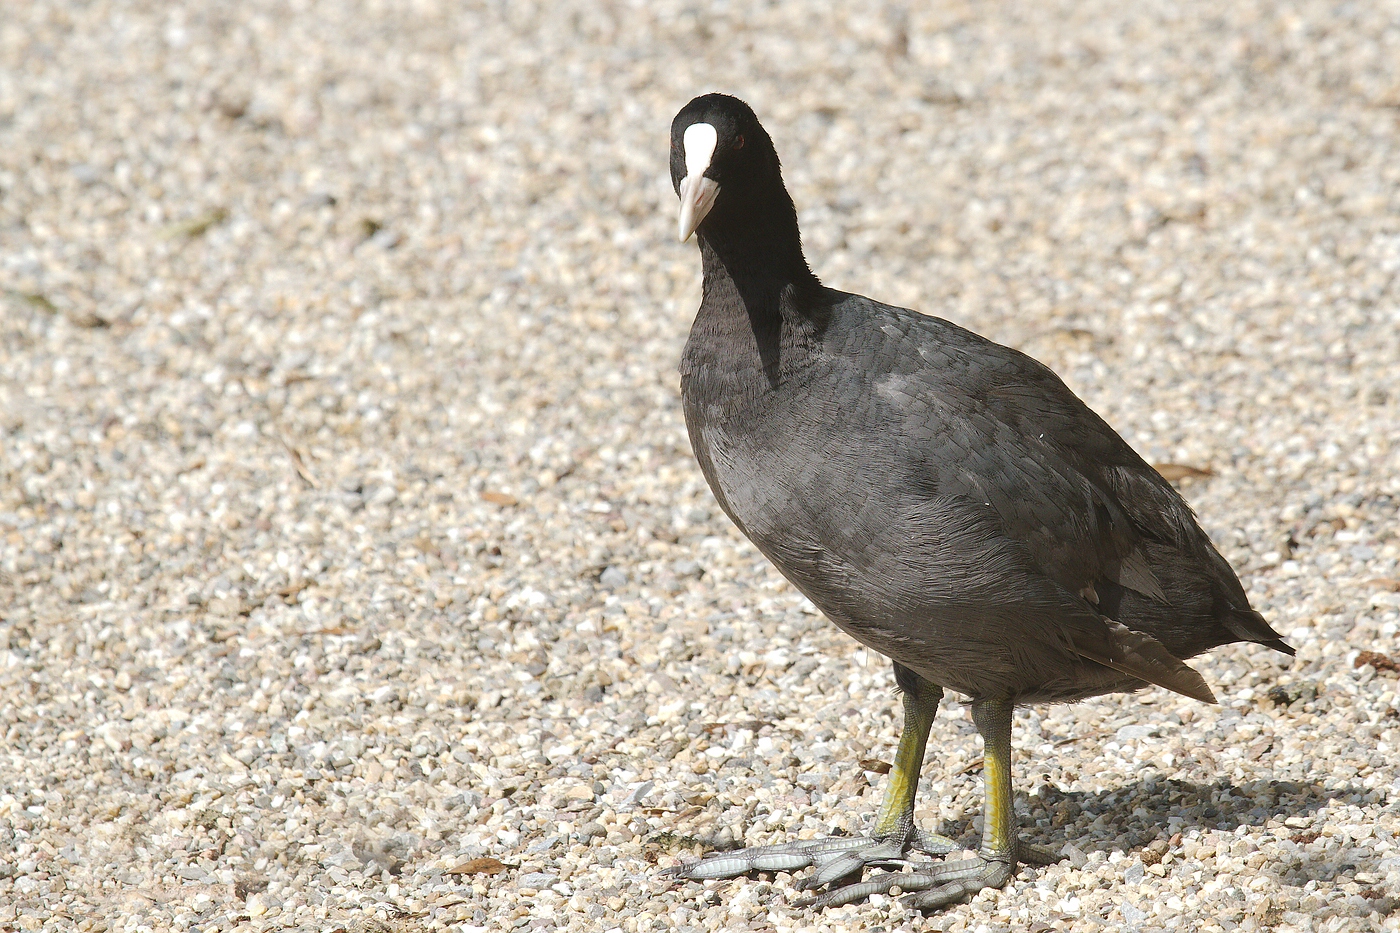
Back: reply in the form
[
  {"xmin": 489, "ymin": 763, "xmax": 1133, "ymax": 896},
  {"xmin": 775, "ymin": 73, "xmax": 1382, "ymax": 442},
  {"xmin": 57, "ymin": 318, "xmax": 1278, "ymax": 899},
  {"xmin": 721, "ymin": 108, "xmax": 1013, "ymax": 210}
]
[{"xmin": 733, "ymin": 135, "xmax": 745, "ymax": 150}]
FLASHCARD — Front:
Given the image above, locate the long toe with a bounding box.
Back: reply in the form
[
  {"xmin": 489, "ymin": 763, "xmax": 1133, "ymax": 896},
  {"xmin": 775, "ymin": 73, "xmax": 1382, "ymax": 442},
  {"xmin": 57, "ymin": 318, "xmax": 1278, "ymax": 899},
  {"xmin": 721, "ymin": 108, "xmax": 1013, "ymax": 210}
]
[
  {"xmin": 669, "ymin": 834, "xmax": 878, "ymax": 882},
  {"xmin": 674, "ymin": 849, "xmax": 813, "ymax": 880},
  {"xmin": 910, "ymin": 830, "xmax": 959, "ymax": 856},
  {"xmin": 798, "ymin": 838, "xmax": 910, "ymax": 890},
  {"xmin": 1018, "ymin": 841, "xmax": 1063, "ymax": 866},
  {"xmin": 897, "ymin": 855, "xmax": 1015, "ymax": 912},
  {"xmin": 798, "ymin": 850, "xmax": 1024, "ymax": 911},
  {"xmin": 794, "ymin": 869, "xmax": 930, "ymax": 909}
]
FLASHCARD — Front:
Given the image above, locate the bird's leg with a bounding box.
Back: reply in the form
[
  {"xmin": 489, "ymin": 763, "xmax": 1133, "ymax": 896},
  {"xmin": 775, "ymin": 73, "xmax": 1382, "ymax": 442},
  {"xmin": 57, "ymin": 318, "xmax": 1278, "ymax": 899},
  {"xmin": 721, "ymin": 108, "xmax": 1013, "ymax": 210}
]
[
  {"xmin": 788, "ymin": 667, "xmax": 959, "ymax": 888},
  {"xmin": 667, "ymin": 663, "xmax": 955, "ymax": 885},
  {"xmin": 803, "ymin": 697, "xmax": 1060, "ymax": 912}
]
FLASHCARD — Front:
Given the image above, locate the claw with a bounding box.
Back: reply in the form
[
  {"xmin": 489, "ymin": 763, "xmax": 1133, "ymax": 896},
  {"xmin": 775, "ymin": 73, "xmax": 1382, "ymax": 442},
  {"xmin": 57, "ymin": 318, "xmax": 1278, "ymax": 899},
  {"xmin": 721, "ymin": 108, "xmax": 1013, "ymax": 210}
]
[{"xmin": 794, "ymin": 869, "xmax": 927, "ymax": 909}]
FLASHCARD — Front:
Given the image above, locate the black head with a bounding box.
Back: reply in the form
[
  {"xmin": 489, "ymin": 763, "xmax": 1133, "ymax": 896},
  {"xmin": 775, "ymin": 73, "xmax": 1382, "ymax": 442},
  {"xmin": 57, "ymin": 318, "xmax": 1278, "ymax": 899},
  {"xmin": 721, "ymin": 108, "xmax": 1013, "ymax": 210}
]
[{"xmin": 670, "ymin": 93, "xmax": 782, "ymax": 243}]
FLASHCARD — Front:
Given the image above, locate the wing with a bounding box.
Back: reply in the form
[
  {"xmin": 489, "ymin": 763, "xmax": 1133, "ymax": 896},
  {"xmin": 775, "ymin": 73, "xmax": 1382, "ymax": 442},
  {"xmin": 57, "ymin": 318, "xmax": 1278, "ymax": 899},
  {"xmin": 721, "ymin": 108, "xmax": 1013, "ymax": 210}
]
[
  {"xmin": 860, "ymin": 307, "xmax": 1288, "ymax": 688},
  {"xmin": 889, "ymin": 323, "xmax": 1170, "ymax": 611},
  {"xmin": 969, "ymin": 343, "xmax": 1287, "ymax": 654}
]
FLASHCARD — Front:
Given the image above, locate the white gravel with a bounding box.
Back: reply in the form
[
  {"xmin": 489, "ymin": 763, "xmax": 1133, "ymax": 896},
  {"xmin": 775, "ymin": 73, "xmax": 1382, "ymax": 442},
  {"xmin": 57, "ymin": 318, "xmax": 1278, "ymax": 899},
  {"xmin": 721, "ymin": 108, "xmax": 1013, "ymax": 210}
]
[{"xmin": 2, "ymin": 1, "xmax": 1399, "ymax": 931}]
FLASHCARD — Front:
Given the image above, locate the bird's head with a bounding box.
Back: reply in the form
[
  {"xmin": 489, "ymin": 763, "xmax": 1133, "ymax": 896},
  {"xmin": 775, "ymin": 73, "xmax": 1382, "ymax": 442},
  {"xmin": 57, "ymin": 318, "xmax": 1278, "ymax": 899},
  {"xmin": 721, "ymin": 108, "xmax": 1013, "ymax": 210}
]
[{"xmin": 671, "ymin": 93, "xmax": 778, "ymax": 243}]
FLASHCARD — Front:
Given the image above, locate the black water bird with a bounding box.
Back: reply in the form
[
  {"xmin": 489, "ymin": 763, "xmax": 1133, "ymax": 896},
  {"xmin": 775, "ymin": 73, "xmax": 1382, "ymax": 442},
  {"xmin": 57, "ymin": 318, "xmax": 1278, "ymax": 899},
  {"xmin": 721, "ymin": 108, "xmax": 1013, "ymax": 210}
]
[{"xmin": 666, "ymin": 93, "xmax": 1292, "ymax": 910}]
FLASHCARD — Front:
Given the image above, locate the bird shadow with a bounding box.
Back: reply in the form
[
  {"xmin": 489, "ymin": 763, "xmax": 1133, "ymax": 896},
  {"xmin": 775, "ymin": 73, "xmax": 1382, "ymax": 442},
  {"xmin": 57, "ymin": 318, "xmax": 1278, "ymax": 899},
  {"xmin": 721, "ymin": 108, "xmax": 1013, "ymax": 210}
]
[
  {"xmin": 1019, "ymin": 776, "xmax": 1339, "ymax": 844},
  {"xmin": 960, "ymin": 776, "xmax": 1395, "ymax": 902}
]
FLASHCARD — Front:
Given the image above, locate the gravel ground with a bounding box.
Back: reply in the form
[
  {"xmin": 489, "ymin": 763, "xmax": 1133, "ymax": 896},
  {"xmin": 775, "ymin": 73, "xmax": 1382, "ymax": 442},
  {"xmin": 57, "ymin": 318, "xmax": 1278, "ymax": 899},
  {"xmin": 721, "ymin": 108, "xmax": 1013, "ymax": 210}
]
[{"xmin": 3, "ymin": 1, "xmax": 1400, "ymax": 930}]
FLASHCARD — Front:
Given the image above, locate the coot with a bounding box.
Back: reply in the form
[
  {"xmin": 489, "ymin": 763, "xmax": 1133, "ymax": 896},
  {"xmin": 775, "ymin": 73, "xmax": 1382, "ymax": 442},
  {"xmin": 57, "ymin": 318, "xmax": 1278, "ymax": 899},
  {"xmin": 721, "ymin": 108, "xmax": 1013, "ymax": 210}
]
[{"xmin": 667, "ymin": 92, "xmax": 1291, "ymax": 911}]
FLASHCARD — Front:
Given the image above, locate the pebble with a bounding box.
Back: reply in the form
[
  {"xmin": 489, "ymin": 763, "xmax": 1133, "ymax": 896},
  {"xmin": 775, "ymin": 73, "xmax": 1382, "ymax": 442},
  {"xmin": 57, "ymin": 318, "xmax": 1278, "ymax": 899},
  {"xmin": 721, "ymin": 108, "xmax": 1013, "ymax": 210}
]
[{"xmin": 1, "ymin": 1, "xmax": 1398, "ymax": 932}]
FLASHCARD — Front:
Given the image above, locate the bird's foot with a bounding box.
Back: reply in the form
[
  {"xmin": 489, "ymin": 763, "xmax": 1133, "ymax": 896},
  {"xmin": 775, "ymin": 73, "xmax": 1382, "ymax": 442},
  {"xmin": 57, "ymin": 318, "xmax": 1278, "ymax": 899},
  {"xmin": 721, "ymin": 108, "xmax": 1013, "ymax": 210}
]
[
  {"xmin": 666, "ymin": 827, "xmax": 957, "ymax": 886},
  {"xmin": 793, "ymin": 838, "xmax": 1060, "ymax": 911}
]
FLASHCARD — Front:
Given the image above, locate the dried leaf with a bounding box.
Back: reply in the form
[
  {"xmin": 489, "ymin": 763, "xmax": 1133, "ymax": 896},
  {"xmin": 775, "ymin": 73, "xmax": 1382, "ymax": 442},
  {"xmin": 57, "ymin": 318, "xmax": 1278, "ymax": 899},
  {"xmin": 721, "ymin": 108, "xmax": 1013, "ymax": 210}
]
[
  {"xmin": 481, "ymin": 490, "xmax": 518, "ymax": 506},
  {"xmin": 700, "ymin": 719, "xmax": 770, "ymax": 734},
  {"xmin": 279, "ymin": 579, "xmax": 311, "ymax": 599},
  {"xmin": 281, "ymin": 440, "xmax": 320, "ymax": 488},
  {"xmin": 70, "ymin": 309, "xmax": 110, "ymax": 329},
  {"xmin": 8, "ymin": 290, "xmax": 57, "ymax": 313},
  {"xmin": 1355, "ymin": 650, "xmax": 1400, "ymax": 673},
  {"xmin": 1246, "ymin": 737, "xmax": 1274, "ymax": 760},
  {"xmin": 446, "ymin": 857, "xmax": 508, "ymax": 876},
  {"xmin": 954, "ymin": 756, "xmax": 984, "ymax": 776},
  {"xmin": 1152, "ymin": 462, "xmax": 1216, "ymax": 482},
  {"xmin": 1054, "ymin": 729, "xmax": 1112, "ymax": 747},
  {"xmin": 358, "ymin": 217, "xmax": 384, "ymax": 241},
  {"xmin": 1366, "ymin": 578, "xmax": 1400, "ymax": 592},
  {"xmin": 163, "ymin": 207, "xmax": 229, "ymax": 240}
]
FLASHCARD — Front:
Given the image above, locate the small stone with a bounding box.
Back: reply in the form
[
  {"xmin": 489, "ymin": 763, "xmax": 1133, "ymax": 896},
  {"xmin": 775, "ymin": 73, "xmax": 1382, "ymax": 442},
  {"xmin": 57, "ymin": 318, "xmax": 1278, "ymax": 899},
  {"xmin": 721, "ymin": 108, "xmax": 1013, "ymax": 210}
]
[
  {"xmin": 96, "ymin": 723, "xmax": 129, "ymax": 753},
  {"xmin": 516, "ymin": 871, "xmax": 556, "ymax": 893},
  {"xmin": 625, "ymin": 781, "xmax": 654, "ymax": 806},
  {"xmin": 1115, "ymin": 724, "xmax": 1160, "ymax": 742},
  {"xmin": 1141, "ymin": 839, "xmax": 1170, "ymax": 866},
  {"xmin": 206, "ymin": 596, "xmax": 246, "ymax": 618}
]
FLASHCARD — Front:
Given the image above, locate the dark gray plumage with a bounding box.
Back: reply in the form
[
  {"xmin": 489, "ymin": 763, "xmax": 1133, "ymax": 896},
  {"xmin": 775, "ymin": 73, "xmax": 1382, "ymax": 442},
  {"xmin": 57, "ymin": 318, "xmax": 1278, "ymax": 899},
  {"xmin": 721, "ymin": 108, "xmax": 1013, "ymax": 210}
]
[{"xmin": 667, "ymin": 92, "xmax": 1292, "ymax": 911}]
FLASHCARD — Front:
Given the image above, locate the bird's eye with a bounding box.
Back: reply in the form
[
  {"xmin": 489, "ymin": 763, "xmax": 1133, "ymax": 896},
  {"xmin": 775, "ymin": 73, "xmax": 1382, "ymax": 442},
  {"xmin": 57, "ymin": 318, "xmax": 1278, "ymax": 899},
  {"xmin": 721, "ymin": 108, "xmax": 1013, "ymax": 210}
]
[{"xmin": 733, "ymin": 135, "xmax": 745, "ymax": 150}]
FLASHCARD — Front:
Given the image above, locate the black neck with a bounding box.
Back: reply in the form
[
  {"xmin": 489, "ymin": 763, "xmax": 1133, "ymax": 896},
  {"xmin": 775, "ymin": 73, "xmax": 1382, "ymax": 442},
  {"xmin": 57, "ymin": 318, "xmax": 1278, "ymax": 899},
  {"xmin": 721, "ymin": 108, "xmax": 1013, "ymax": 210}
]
[
  {"xmin": 691, "ymin": 189, "xmax": 827, "ymax": 385},
  {"xmin": 696, "ymin": 183, "xmax": 821, "ymax": 307}
]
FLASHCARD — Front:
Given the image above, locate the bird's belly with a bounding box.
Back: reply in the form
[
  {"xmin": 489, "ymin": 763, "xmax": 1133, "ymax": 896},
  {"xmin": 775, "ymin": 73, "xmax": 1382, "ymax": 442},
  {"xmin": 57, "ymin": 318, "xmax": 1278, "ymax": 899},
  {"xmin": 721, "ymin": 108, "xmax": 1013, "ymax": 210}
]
[{"xmin": 689, "ymin": 412, "xmax": 1113, "ymax": 701}]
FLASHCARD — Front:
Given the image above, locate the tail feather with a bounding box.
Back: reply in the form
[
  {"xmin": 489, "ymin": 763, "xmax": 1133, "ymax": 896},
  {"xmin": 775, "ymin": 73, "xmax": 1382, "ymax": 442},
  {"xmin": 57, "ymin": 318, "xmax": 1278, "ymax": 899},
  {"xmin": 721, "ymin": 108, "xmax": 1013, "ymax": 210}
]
[
  {"xmin": 1225, "ymin": 608, "xmax": 1295, "ymax": 656},
  {"xmin": 1074, "ymin": 619, "xmax": 1218, "ymax": 704}
]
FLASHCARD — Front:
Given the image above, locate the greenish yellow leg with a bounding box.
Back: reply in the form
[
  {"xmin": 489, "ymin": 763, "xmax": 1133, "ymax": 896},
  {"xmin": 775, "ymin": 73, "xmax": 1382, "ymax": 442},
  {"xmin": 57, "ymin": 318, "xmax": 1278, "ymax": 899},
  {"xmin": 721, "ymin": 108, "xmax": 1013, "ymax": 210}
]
[
  {"xmin": 863, "ymin": 698, "xmax": 1020, "ymax": 912},
  {"xmin": 871, "ymin": 667, "xmax": 942, "ymax": 838},
  {"xmin": 970, "ymin": 698, "xmax": 1015, "ymax": 863},
  {"xmin": 672, "ymin": 666, "xmax": 1062, "ymax": 908},
  {"xmin": 795, "ymin": 696, "xmax": 1043, "ymax": 911}
]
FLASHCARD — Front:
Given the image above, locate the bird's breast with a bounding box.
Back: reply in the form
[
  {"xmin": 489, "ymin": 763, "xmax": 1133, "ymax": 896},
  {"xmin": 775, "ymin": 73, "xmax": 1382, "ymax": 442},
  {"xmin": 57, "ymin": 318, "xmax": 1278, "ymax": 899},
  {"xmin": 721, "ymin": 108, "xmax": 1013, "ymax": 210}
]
[
  {"xmin": 682, "ymin": 374, "xmax": 902, "ymax": 564},
  {"xmin": 684, "ymin": 392, "xmax": 804, "ymax": 543}
]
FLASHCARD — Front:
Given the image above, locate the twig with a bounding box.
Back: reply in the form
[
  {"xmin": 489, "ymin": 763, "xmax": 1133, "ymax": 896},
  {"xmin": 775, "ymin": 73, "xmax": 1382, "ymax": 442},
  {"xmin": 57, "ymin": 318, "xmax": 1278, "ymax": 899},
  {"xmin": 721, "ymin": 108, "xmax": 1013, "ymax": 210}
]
[{"xmin": 281, "ymin": 437, "xmax": 320, "ymax": 488}]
